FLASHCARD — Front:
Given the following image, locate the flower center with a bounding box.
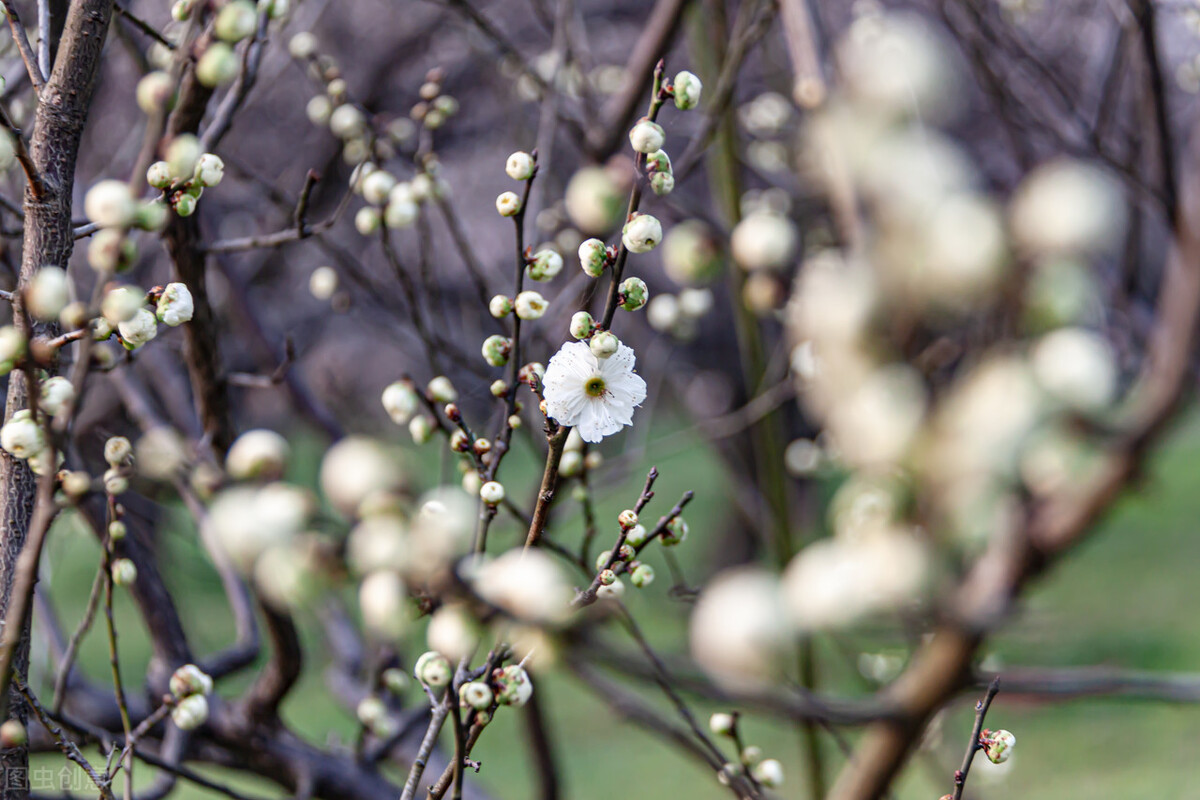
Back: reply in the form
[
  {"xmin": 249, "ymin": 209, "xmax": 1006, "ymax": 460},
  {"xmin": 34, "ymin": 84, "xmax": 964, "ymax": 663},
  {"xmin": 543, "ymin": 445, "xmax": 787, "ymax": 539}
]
[{"xmin": 583, "ymin": 376, "xmax": 607, "ymax": 398}]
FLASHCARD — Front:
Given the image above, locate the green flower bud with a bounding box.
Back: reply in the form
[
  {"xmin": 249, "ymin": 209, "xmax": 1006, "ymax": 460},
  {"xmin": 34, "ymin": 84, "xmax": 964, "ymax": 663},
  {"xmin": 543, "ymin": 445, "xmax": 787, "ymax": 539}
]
[
  {"xmin": 489, "ymin": 295, "xmax": 513, "ymax": 318},
  {"xmin": 661, "ymin": 516, "xmax": 688, "ymax": 546},
  {"xmin": 196, "ymin": 42, "xmax": 239, "ymax": 87},
  {"xmin": 136, "ymin": 71, "xmax": 174, "ymax": 115},
  {"xmin": 215, "ymin": 1, "xmax": 257, "ymax": 42},
  {"xmin": 482, "ymin": 334, "xmax": 512, "ymax": 367},
  {"xmin": 527, "ymin": 249, "xmax": 563, "ymax": 282},
  {"xmin": 645, "ymin": 149, "xmax": 672, "ymax": 175},
  {"xmin": 624, "ymin": 524, "xmax": 647, "ymax": 547},
  {"xmin": 578, "ymin": 237, "xmax": 608, "ymax": 277},
  {"xmin": 569, "ymin": 311, "xmax": 595, "ymax": 340},
  {"xmin": 630, "ymin": 563, "xmax": 655, "ymax": 587},
  {"xmin": 112, "ymin": 558, "xmax": 138, "ymax": 586},
  {"xmin": 414, "ymin": 651, "xmax": 452, "ymax": 688},
  {"xmin": 494, "ymin": 665, "xmax": 533, "ymax": 706},
  {"xmin": 619, "ymin": 277, "xmax": 649, "ymax": 311},
  {"xmin": 673, "ymin": 70, "xmax": 702, "ymax": 110},
  {"xmin": 649, "ymin": 171, "xmax": 674, "ymax": 196},
  {"xmin": 984, "ymin": 729, "xmax": 1015, "ymax": 764},
  {"xmin": 460, "ymin": 681, "xmax": 493, "ymax": 710},
  {"xmin": 174, "ymin": 193, "xmax": 197, "ymax": 217}
]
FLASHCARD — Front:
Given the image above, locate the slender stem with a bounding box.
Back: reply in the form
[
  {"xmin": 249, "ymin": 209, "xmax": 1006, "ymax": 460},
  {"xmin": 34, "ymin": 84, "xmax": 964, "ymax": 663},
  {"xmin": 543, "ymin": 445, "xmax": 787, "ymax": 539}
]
[
  {"xmin": 399, "ymin": 696, "xmax": 452, "ymax": 800},
  {"xmin": 951, "ymin": 677, "xmax": 1001, "ymax": 800}
]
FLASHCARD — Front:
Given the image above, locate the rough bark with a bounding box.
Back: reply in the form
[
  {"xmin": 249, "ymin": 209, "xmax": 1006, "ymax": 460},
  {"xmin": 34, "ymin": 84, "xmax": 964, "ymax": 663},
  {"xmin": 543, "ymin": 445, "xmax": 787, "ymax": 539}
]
[{"xmin": 0, "ymin": 2, "xmax": 113, "ymax": 798}]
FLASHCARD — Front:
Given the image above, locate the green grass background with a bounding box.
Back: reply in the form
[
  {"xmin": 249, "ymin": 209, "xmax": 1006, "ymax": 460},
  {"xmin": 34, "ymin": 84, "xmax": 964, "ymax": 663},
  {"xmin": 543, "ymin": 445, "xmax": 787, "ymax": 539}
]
[{"xmin": 30, "ymin": 409, "xmax": 1200, "ymax": 799}]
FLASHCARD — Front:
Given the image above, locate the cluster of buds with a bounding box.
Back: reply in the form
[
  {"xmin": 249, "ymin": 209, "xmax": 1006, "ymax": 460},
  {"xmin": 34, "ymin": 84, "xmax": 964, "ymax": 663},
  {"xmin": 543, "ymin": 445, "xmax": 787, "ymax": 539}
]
[
  {"xmin": 145, "ymin": 137, "xmax": 224, "ymax": 219},
  {"xmin": 83, "ymin": 179, "xmax": 168, "ymax": 275},
  {"xmin": 169, "ymin": 664, "xmax": 213, "ymax": 731},
  {"xmin": 411, "ymin": 67, "xmax": 459, "ymax": 132},
  {"xmin": 95, "ymin": 281, "xmax": 194, "ymax": 352},
  {"xmin": 708, "ymin": 713, "xmax": 783, "ymax": 788},
  {"xmin": 644, "ymin": 148, "xmax": 674, "ymax": 196}
]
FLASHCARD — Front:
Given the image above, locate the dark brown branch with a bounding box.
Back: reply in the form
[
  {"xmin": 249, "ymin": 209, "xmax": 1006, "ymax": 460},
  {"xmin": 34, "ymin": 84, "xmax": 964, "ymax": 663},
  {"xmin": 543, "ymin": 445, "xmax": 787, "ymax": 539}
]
[{"xmin": 950, "ymin": 677, "xmax": 1000, "ymax": 800}]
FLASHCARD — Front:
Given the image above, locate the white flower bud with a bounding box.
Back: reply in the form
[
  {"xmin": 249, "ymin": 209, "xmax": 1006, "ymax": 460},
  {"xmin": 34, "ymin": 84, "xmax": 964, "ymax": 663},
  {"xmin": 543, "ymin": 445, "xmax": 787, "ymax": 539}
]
[
  {"xmin": 40, "ymin": 377, "xmax": 74, "ymax": 418},
  {"xmin": 355, "ymin": 207, "xmax": 381, "ymax": 235},
  {"xmin": 104, "ymin": 436, "xmax": 133, "ymax": 466},
  {"xmin": 414, "ymin": 650, "xmax": 452, "ymax": 688},
  {"xmin": 85, "ymin": 180, "xmax": 136, "ymax": 228},
  {"xmin": 166, "ymin": 135, "xmax": 201, "ymax": 180},
  {"xmin": 505, "ymin": 151, "xmax": 535, "ymax": 181},
  {"xmin": 496, "ymin": 191, "xmax": 521, "ymax": 217},
  {"xmin": 1, "ymin": 414, "xmax": 43, "ymax": 460},
  {"xmin": 287, "ymin": 31, "xmax": 317, "ymax": 59},
  {"xmin": 1010, "ymin": 160, "xmax": 1123, "ymax": 257},
  {"xmin": 731, "ymin": 211, "xmax": 797, "ymax": 271},
  {"xmin": 111, "ymin": 558, "xmax": 138, "ymax": 586},
  {"xmin": 104, "ymin": 468, "xmax": 129, "ymax": 495},
  {"xmin": 984, "ymin": 729, "xmax": 1015, "ymax": 764},
  {"xmin": 663, "ymin": 220, "xmax": 723, "ymax": 285},
  {"xmin": 622, "ymin": 213, "xmax": 662, "ymax": 253},
  {"xmin": 480, "ymin": 481, "xmax": 505, "ymax": 505},
  {"xmin": 494, "ymin": 664, "xmax": 533, "ymax": 706},
  {"xmin": 514, "ymin": 291, "xmax": 548, "ymax": 320},
  {"xmin": 489, "ymin": 295, "xmax": 513, "ymax": 318},
  {"xmin": 171, "ymin": 694, "xmax": 208, "ymax": 730},
  {"xmin": 108, "ymin": 521, "xmax": 126, "ymax": 541},
  {"xmin": 630, "ymin": 563, "xmax": 655, "ymax": 587},
  {"xmin": 578, "ymin": 238, "xmax": 608, "ymax": 277},
  {"xmin": 709, "ymin": 712, "xmax": 735, "ymax": 736},
  {"xmin": 147, "ymin": 161, "xmax": 173, "ymax": 190},
  {"xmin": 382, "ymin": 667, "xmax": 409, "ymax": 695},
  {"xmin": 569, "ymin": 311, "xmax": 595, "ymax": 340},
  {"xmin": 305, "ymin": 95, "xmax": 332, "ymax": 126},
  {"xmin": 118, "ymin": 308, "xmax": 159, "ymax": 350},
  {"xmin": 362, "ymin": 170, "xmax": 397, "ymax": 206},
  {"xmin": 428, "ymin": 376, "xmax": 457, "ymax": 403},
  {"xmin": 309, "ymin": 266, "xmax": 338, "ymax": 299},
  {"xmin": 329, "ymin": 104, "xmax": 366, "ymax": 140},
  {"xmin": 628, "ymin": 118, "xmax": 666, "ymax": 154},
  {"xmin": 101, "ymin": 285, "xmax": 145, "ymax": 324},
  {"xmin": 196, "ymin": 153, "xmax": 224, "ymax": 187},
  {"xmin": 381, "ymin": 381, "xmax": 419, "ymax": 425},
  {"xmin": 673, "ymin": 71, "xmax": 702, "ymax": 110},
  {"xmin": 409, "ymin": 415, "xmax": 434, "ymax": 444},
  {"xmin": 156, "ymin": 282, "xmax": 193, "ymax": 326},
  {"xmin": 214, "ymin": 0, "xmax": 256, "ymax": 41},
  {"xmin": 427, "ymin": 603, "xmax": 480, "ymax": 663},
  {"xmin": 359, "ymin": 570, "xmax": 408, "ymax": 640},
  {"xmin": 320, "ymin": 436, "xmax": 401, "ymax": 517},
  {"xmin": 589, "ymin": 331, "xmax": 619, "ymax": 359},
  {"xmin": 618, "ymin": 509, "xmax": 638, "ymax": 528},
  {"xmin": 1030, "ymin": 327, "xmax": 1116, "ymax": 413},
  {"xmin": 0, "ymin": 327, "xmax": 24, "ymax": 374},
  {"xmin": 356, "ymin": 696, "xmax": 386, "ymax": 729},
  {"xmin": 194, "ymin": 40, "xmax": 236, "ymax": 85},
  {"xmin": 27, "ymin": 267, "xmax": 70, "ymax": 322},
  {"xmin": 384, "ymin": 197, "xmax": 419, "ymax": 229},
  {"xmin": 647, "ymin": 294, "xmax": 679, "ymax": 332},
  {"xmin": 136, "ymin": 72, "xmax": 174, "ymax": 114},
  {"xmin": 558, "ymin": 450, "xmax": 583, "ymax": 477},
  {"xmin": 226, "ymin": 429, "xmax": 289, "ymax": 480},
  {"xmin": 624, "ymin": 524, "xmax": 648, "ymax": 547},
  {"xmin": 752, "ymin": 759, "xmax": 784, "ymax": 788},
  {"xmin": 527, "ymin": 249, "xmax": 563, "ymax": 281},
  {"xmin": 596, "ymin": 576, "xmax": 625, "ymax": 600},
  {"xmin": 460, "ymin": 681, "xmax": 493, "ymax": 710},
  {"xmin": 565, "ymin": 167, "xmax": 624, "ymax": 234},
  {"xmin": 169, "ymin": 664, "xmax": 213, "ymax": 698}
]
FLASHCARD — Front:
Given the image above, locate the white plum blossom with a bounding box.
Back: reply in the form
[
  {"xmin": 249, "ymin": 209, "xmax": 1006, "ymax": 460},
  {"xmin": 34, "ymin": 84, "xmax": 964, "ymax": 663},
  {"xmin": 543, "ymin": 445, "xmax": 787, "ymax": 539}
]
[
  {"xmin": 543, "ymin": 341, "xmax": 647, "ymax": 443},
  {"xmin": 156, "ymin": 282, "xmax": 194, "ymax": 326},
  {"xmin": 118, "ymin": 308, "xmax": 159, "ymax": 349}
]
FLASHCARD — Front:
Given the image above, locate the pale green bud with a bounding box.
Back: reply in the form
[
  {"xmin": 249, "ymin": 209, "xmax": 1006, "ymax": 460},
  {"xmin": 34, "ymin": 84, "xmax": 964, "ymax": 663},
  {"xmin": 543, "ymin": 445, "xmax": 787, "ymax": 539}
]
[
  {"xmin": 578, "ymin": 238, "xmax": 608, "ymax": 278},
  {"xmin": 196, "ymin": 42, "xmax": 239, "ymax": 87},
  {"xmin": 569, "ymin": 311, "xmax": 595, "ymax": 340},
  {"xmin": 482, "ymin": 335, "xmax": 512, "ymax": 367},
  {"xmin": 628, "ymin": 118, "xmax": 665, "ymax": 154},
  {"xmin": 630, "ymin": 563, "xmax": 655, "ymax": 587},
  {"xmin": 528, "ymin": 249, "xmax": 563, "ymax": 282},
  {"xmin": 619, "ymin": 277, "xmax": 649, "ymax": 311},
  {"xmin": 589, "ymin": 331, "xmax": 619, "ymax": 359},
  {"xmin": 489, "ymin": 295, "xmax": 513, "ymax": 318},
  {"xmin": 622, "ymin": 213, "xmax": 662, "ymax": 253},
  {"xmin": 673, "ymin": 71, "xmax": 702, "ymax": 110},
  {"xmin": 414, "ymin": 651, "xmax": 452, "ymax": 688}
]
